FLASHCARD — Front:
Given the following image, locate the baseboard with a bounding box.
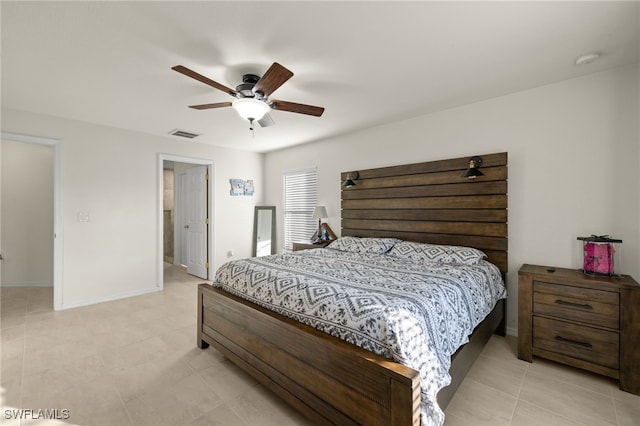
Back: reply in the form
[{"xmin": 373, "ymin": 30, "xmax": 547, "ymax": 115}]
[
  {"xmin": 506, "ymin": 325, "xmax": 517, "ymax": 337},
  {"xmin": 1, "ymin": 281, "xmax": 53, "ymax": 287},
  {"xmin": 60, "ymin": 286, "xmax": 161, "ymax": 310}
]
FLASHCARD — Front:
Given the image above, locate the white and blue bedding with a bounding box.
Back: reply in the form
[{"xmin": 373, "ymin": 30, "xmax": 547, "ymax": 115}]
[{"xmin": 214, "ymin": 240, "xmax": 506, "ymax": 426}]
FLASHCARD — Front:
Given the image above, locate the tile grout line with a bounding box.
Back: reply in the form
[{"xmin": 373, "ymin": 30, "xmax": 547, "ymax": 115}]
[
  {"xmin": 18, "ymin": 293, "xmax": 28, "ymax": 426},
  {"xmin": 508, "ymin": 359, "xmax": 528, "ymax": 425},
  {"xmin": 610, "ymin": 391, "xmax": 621, "ymax": 426},
  {"xmin": 112, "ymin": 357, "xmax": 137, "ymax": 426}
]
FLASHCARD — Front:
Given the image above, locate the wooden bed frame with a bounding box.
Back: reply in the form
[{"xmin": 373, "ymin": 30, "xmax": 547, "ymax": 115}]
[{"xmin": 198, "ymin": 152, "xmax": 508, "ymax": 425}]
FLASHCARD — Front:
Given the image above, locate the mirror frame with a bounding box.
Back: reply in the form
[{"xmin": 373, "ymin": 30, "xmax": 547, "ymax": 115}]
[{"xmin": 252, "ymin": 206, "xmax": 276, "ymax": 257}]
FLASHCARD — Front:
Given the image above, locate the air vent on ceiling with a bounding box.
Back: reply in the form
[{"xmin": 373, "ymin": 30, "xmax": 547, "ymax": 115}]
[{"xmin": 169, "ymin": 129, "xmax": 200, "ymax": 139}]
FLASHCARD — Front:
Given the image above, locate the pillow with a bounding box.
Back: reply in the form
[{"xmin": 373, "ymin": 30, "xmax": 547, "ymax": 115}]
[
  {"xmin": 387, "ymin": 241, "xmax": 486, "ymax": 265},
  {"xmin": 327, "ymin": 236, "xmax": 400, "ymax": 255}
]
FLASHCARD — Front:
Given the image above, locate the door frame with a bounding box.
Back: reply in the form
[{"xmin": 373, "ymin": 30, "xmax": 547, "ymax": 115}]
[
  {"xmin": 158, "ymin": 154, "xmax": 214, "ymax": 289},
  {"xmin": 1, "ymin": 131, "xmax": 63, "ymax": 310}
]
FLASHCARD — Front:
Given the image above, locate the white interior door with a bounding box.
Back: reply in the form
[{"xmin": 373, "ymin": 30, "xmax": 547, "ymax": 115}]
[
  {"xmin": 175, "ymin": 172, "xmax": 187, "ymax": 266},
  {"xmin": 185, "ymin": 165, "xmax": 208, "ymax": 279}
]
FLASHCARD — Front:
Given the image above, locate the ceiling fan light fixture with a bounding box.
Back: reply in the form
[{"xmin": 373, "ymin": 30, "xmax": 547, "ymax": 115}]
[
  {"xmin": 232, "ymin": 98, "xmax": 270, "ymax": 121},
  {"xmin": 173, "ymin": 63, "xmax": 324, "ymax": 128}
]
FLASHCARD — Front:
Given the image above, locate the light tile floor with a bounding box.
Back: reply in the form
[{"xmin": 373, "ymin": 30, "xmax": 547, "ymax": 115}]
[{"xmin": 1, "ymin": 264, "xmax": 638, "ymax": 425}]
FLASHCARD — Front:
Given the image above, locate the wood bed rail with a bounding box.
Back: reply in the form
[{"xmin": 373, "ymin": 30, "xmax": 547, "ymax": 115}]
[{"xmin": 198, "ymin": 284, "xmax": 421, "ymax": 425}]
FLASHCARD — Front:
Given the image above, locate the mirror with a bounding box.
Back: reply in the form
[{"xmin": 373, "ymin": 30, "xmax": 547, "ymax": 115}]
[{"xmin": 252, "ymin": 206, "xmax": 276, "ymax": 257}]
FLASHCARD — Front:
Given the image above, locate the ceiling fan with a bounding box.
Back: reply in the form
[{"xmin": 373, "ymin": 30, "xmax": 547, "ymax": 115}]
[{"xmin": 172, "ymin": 62, "xmax": 325, "ymax": 130}]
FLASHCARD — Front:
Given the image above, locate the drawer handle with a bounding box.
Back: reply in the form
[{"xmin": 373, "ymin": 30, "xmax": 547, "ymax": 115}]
[
  {"xmin": 554, "ymin": 335, "xmax": 593, "ymax": 348},
  {"xmin": 555, "ymin": 299, "xmax": 593, "ymax": 310}
]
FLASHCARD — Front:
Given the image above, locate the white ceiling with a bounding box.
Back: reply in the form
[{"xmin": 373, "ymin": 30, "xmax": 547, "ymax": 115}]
[{"xmin": 2, "ymin": 1, "xmax": 638, "ymax": 153}]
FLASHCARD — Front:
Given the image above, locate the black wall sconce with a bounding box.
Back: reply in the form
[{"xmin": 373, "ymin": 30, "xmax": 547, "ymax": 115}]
[
  {"xmin": 342, "ymin": 171, "xmax": 359, "ymax": 188},
  {"xmin": 462, "ymin": 156, "xmax": 483, "ymax": 179}
]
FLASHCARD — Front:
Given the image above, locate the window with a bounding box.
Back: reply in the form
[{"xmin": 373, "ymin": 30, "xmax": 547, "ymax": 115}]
[{"xmin": 283, "ymin": 167, "xmax": 318, "ymax": 251}]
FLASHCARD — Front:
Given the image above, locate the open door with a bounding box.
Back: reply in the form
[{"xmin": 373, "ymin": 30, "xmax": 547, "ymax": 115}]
[{"xmin": 185, "ymin": 165, "xmax": 208, "ymax": 279}]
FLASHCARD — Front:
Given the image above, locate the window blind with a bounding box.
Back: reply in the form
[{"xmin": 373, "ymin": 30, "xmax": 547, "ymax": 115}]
[{"xmin": 283, "ymin": 168, "xmax": 318, "ymax": 251}]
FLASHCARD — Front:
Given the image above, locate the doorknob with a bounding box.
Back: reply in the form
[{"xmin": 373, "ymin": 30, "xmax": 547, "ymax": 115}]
[{"xmin": 184, "ymin": 224, "xmax": 189, "ymax": 229}]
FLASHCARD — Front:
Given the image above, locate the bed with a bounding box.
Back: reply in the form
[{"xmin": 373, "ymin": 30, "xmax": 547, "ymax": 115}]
[{"xmin": 198, "ymin": 152, "xmax": 508, "ymax": 425}]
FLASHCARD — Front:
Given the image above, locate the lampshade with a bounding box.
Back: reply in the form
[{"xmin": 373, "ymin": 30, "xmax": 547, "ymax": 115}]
[
  {"xmin": 312, "ymin": 206, "xmax": 328, "ymax": 219},
  {"xmin": 232, "ymin": 98, "xmax": 271, "ymax": 121}
]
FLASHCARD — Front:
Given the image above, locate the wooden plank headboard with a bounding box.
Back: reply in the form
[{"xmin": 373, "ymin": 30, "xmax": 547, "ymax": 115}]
[{"xmin": 340, "ymin": 152, "xmax": 508, "ymax": 273}]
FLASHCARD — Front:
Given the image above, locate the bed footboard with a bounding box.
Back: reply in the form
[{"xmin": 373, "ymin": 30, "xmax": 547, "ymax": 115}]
[{"xmin": 198, "ymin": 283, "xmax": 421, "ymax": 426}]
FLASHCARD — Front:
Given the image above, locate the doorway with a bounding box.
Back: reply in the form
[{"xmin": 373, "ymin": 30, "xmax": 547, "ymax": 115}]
[
  {"xmin": 158, "ymin": 154, "xmax": 213, "ymax": 288},
  {"xmin": 0, "ymin": 132, "xmax": 62, "ymax": 310}
]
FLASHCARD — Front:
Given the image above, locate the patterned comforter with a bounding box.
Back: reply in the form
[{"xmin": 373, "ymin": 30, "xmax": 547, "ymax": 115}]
[{"xmin": 214, "ymin": 247, "xmax": 506, "ymax": 426}]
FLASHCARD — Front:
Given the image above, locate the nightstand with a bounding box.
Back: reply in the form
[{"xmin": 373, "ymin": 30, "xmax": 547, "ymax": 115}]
[
  {"xmin": 518, "ymin": 264, "xmax": 640, "ymax": 395},
  {"xmin": 292, "ymin": 241, "xmax": 331, "ymax": 251}
]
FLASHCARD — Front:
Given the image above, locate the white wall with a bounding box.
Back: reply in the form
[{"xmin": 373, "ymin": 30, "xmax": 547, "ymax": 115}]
[
  {"xmin": 1, "ymin": 140, "xmax": 54, "ymax": 286},
  {"xmin": 264, "ymin": 64, "xmax": 640, "ymax": 335},
  {"xmin": 1, "ymin": 108, "xmax": 263, "ymax": 309}
]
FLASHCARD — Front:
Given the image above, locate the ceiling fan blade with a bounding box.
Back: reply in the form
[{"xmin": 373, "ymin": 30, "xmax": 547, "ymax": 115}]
[
  {"xmin": 258, "ymin": 113, "xmax": 275, "ymax": 128},
  {"xmin": 189, "ymin": 102, "xmax": 233, "ymax": 110},
  {"xmin": 172, "ymin": 65, "xmax": 237, "ymax": 97},
  {"xmin": 252, "ymin": 62, "xmax": 293, "ymax": 98},
  {"xmin": 270, "ymin": 100, "xmax": 325, "ymax": 117}
]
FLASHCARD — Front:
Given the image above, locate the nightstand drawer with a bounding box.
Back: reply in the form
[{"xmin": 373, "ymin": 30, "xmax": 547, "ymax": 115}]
[
  {"xmin": 533, "ymin": 316, "xmax": 619, "ymax": 369},
  {"xmin": 533, "ymin": 281, "xmax": 619, "ymax": 329}
]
